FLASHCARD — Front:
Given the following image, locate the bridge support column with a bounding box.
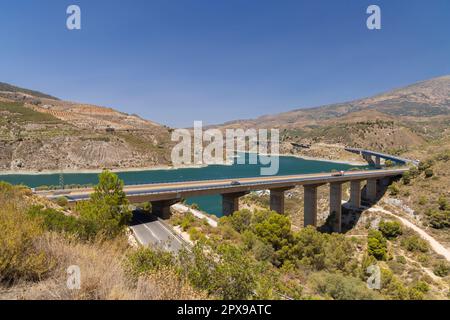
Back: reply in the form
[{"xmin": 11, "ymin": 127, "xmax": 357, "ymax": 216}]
[
  {"xmin": 375, "ymin": 156, "xmax": 381, "ymax": 169},
  {"xmin": 151, "ymin": 200, "xmax": 178, "ymax": 219},
  {"xmin": 270, "ymin": 187, "xmax": 294, "ymax": 214},
  {"xmin": 330, "ymin": 182, "xmax": 343, "ymax": 233},
  {"xmin": 365, "ymin": 178, "xmax": 377, "ymax": 203},
  {"xmin": 222, "ymin": 192, "xmax": 248, "ymax": 216},
  {"xmin": 363, "ymin": 153, "xmax": 375, "ymax": 166},
  {"xmin": 349, "ymin": 180, "xmax": 362, "ymax": 209},
  {"xmin": 381, "ymin": 177, "xmax": 391, "ymax": 187},
  {"xmin": 304, "ymin": 184, "xmax": 322, "ymax": 227}
]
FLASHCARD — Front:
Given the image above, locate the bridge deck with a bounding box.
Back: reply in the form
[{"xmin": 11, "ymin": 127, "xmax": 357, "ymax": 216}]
[
  {"xmin": 38, "ymin": 168, "xmax": 407, "ymax": 203},
  {"xmin": 345, "ymin": 147, "xmax": 419, "ymax": 165}
]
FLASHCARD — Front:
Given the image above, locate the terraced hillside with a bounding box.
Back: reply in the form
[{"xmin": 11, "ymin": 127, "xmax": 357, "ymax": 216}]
[
  {"xmin": 0, "ymin": 85, "xmax": 173, "ymax": 172},
  {"xmin": 215, "ymin": 75, "xmax": 450, "ymax": 158}
]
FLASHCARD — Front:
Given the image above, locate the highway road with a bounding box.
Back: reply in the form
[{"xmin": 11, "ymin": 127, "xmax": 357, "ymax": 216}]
[
  {"xmin": 38, "ymin": 168, "xmax": 407, "ymax": 202},
  {"xmin": 129, "ymin": 211, "xmax": 185, "ymax": 253}
]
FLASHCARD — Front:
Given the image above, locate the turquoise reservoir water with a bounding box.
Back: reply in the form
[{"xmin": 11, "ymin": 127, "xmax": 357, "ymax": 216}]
[{"xmin": 0, "ymin": 154, "xmax": 368, "ymax": 216}]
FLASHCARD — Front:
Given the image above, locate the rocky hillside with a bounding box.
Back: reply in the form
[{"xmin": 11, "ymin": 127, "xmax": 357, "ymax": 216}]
[
  {"xmin": 0, "ymin": 84, "xmax": 173, "ymax": 172},
  {"xmin": 215, "ymin": 75, "xmax": 450, "ymax": 157}
]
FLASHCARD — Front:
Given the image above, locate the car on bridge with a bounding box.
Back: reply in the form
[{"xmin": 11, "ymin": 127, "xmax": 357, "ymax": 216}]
[
  {"xmin": 331, "ymin": 171, "xmax": 345, "ymax": 177},
  {"xmin": 230, "ymin": 180, "xmax": 241, "ymax": 186}
]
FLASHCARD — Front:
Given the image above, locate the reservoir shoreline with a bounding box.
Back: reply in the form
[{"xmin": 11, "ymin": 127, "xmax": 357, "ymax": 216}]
[{"xmin": 0, "ymin": 153, "xmax": 365, "ymax": 176}]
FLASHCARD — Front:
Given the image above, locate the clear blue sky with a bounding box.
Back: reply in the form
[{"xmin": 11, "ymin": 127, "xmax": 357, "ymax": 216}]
[{"xmin": 1, "ymin": 0, "xmax": 449, "ymax": 127}]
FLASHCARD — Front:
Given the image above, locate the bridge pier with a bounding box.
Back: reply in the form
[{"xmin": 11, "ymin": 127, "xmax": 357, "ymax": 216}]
[
  {"xmin": 381, "ymin": 177, "xmax": 391, "ymax": 187},
  {"xmin": 303, "ymin": 184, "xmax": 324, "ymax": 227},
  {"xmin": 151, "ymin": 200, "xmax": 179, "ymax": 219},
  {"xmin": 365, "ymin": 178, "xmax": 378, "ymax": 203},
  {"xmin": 375, "ymin": 156, "xmax": 381, "ymax": 169},
  {"xmin": 330, "ymin": 182, "xmax": 343, "ymax": 233},
  {"xmin": 363, "ymin": 153, "xmax": 375, "ymax": 166},
  {"xmin": 349, "ymin": 180, "xmax": 362, "ymax": 209},
  {"xmin": 270, "ymin": 187, "xmax": 294, "ymax": 214},
  {"xmin": 222, "ymin": 192, "xmax": 248, "ymax": 216}
]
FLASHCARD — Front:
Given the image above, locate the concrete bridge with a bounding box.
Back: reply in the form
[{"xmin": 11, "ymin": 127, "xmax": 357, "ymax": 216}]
[
  {"xmin": 345, "ymin": 147, "xmax": 420, "ymax": 167},
  {"xmin": 38, "ymin": 168, "xmax": 407, "ymax": 233}
]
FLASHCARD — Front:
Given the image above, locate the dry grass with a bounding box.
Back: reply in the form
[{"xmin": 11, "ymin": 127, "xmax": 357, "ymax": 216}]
[
  {"xmin": 1, "ymin": 232, "xmax": 207, "ymax": 300},
  {"xmin": 0, "ymin": 183, "xmax": 53, "ymax": 283},
  {"xmin": 0, "ymin": 183, "xmax": 207, "ymax": 300}
]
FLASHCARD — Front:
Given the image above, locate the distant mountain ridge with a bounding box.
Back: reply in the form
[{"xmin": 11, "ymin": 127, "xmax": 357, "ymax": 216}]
[
  {"xmin": 212, "ymin": 75, "xmax": 450, "ymax": 156},
  {"xmin": 0, "ymin": 82, "xmax": 59, "ymax": 100},
  {"xmin": 220, "ymin": 75, "xmax": 450, "ymax": 128}
]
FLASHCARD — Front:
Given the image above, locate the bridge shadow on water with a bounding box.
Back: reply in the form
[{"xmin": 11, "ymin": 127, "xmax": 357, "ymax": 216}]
[{"xmin": 317, "ymin": 177, "xmax": 397, "ymax": 234}]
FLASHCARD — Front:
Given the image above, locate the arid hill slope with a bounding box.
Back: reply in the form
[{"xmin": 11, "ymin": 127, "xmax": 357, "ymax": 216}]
[
  {"xmin": 215, "ymin": 75, "xmax": 450, "ymax": 156},
  {"xmin": 0, "ymin": 84, "xmax": 173, "ymax": 172}
]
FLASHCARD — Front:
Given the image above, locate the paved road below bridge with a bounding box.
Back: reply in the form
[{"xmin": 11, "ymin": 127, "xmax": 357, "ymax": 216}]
[{"xmin": 129, "ymin": 211, "xmax": 185, "ymax": 253}]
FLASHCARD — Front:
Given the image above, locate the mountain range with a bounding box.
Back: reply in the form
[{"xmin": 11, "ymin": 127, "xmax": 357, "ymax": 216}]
[
  {"xmin": 1, "ymin": 75, "xmax": 449, "ymax": 171},
  {"xmin": 213, "ymin": 75, "xmax": 450, "ymax": 156}
]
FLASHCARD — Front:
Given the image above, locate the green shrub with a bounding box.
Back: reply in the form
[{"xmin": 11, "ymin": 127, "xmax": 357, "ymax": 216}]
[
  {"xmin": 76, "ymin": 170, "xmax": 132, "ymax": 239},
  {"xmin": 417, "ymin": 163, "xmax": 426, "ymax": 171},
  {"xmin": 308, "ymin": 272, "xmax": 381, "ymax": 300},
  {"xmin": 55, "ymin": 196, "xmax": 69, "ymax": 207},
  {"xmin": 418, "ymin": 196, "xmax": 427, "ymax": 205},
  {"xmin": 401, "ymin": 235, "xmax": 428, "ymax": 253},
  {"xmin": 433, "ymin": 261, "xmax": 450, "ymax": 277},
  {"xmin": 384, "ymin": 160, "xmax": 394, "ymax": 167},
  {"xmin": 125, "ymin": 247, "xmax": 175, "ymax": 280},
  {"xmin": 136, "ymin": 202, "xmax": 152, "ymax": 213},
  {"xmin": 188, "ymin": 227, "xmax": 203, "ymax": 241},
  {"xmin": 180, "ymin": 213, "xmax": 195, "ymax": 231},
  {"xmin": 379, "ymin": 268, "xmax": 409, "ymax": 300},
  {"xmin": 408, "ymin": 288, "xmax": 425, "ymax": 300},
  {"xmin": 379, "ymin": 220, "xmax": 402, "ymax": 239},
  {"xmin": 220, "ymin": 224, "xmax": 240, "ymax": 240},
  {"xmin": 435, "ymin": 150, "xmax": 450, "ymax": 162},
  {"xmin": 293, "ymin": 227, "xmax": 355, "ymax": 273},
  {"xmin": 242, "ymin": 230, "xmax": 258, "ymax": 250},
  {"xmin": 396, "ymin": 255, "xmax": 407, "ymax": 264},
  {"xmin": 409, "ymin": 167, "xmax": 419, "ymax": 178},
  {"xmin": 179, "ymin": 242, "xmax": 257, "ymax": 300},
  {"xmin": 27, "ymin": 206, "xmax": 83, "ymax": 236},
  {"xmin": 408, "ymin": 280, "xmax": 429, "ymax": 299},
  {"xmin": 367, "ymin": 229, "xmax": 388, "ymax": 261},
  {"xmin": 221, "ymin": 209, "xmax": 252, "ymax": 233},
  {"xmin": 427, "ymin": 210, "xmax": 450, "ymax": 229},
  {"xmin": 388, "ymin": 184, "xmax": 400, "ymax": 196},
  {"xmin": 402, "ymin": 172, "xmax": 411, "ymax": 185},
  {"xmin": 144, "ymin": 202, "xmax": 152, "ymax": 212},
  {"xmin": 438, "ymin": 196, "xmax": 449, "ymax": 211},
  {"xmin": 424, "ymin": 168, "xmax": 434, "ymax": 178},
  {"xmin": 252, "ymin": 240, "xmax": 275, "ymax": 262},
  {"xmin": 411, "ymin": 280, "xmax": 429, "ymax": 293},
  {"xmin": 252, "ymin": 211, "xmax": 292, "ymax": 252},
  {"xmin": 0, "ymin": 204, "xmax": 52, "ymax": 282}
]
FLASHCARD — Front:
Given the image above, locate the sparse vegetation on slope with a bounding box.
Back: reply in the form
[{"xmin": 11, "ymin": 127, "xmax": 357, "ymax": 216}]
[
  {"xmin": 214, "ymin": 75, "xmax": 450, "ymax": 156},
  {"xmin": 0, "ymin": 87, "xmax": 173, "ymax": 171},
  {"xmin": 0, "ymin": 175, "xmax": 206, "ymax": 300}
]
